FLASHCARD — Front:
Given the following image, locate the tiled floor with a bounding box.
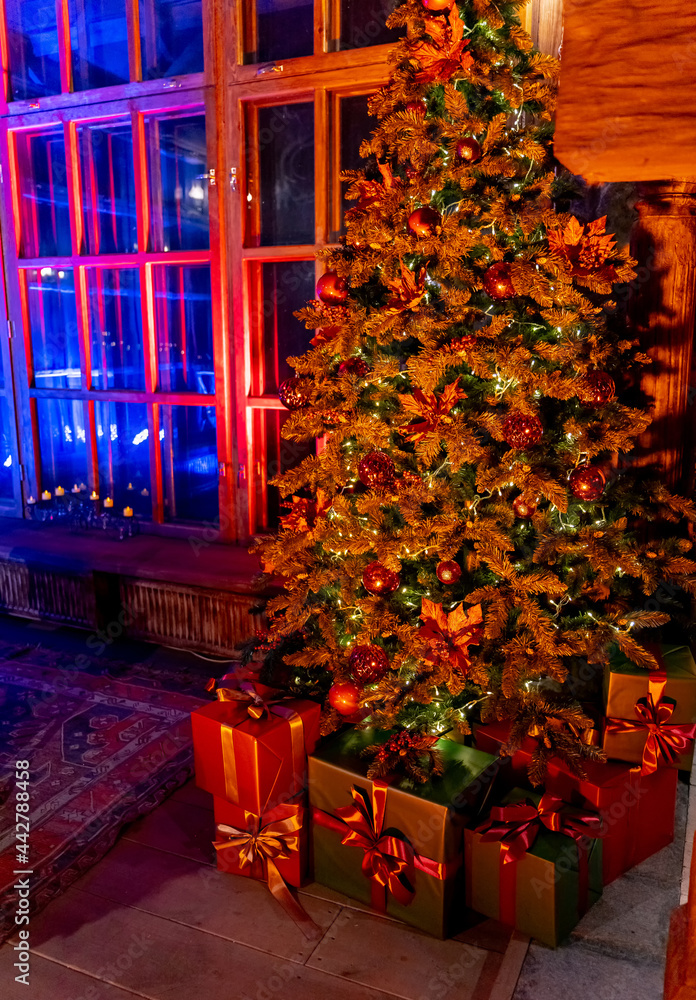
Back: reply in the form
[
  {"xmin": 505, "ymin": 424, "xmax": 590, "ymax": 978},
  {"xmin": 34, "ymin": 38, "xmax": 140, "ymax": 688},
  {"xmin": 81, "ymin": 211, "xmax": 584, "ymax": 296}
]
[{"xmin": 1, "ymin": 779, "xmax": 527, "ymax": 1000}]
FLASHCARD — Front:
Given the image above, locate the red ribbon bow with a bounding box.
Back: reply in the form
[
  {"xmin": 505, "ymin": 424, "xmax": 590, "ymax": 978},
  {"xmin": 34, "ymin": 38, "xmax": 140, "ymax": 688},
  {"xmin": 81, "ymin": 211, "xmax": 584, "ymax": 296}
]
[
  {"xmin": 335, "ymin": 783, "xmax": 416, "ymax": 908},
  {"xmin": 476, "ymin": 793, "xmax": 604, "ymax": 862},
  {"xmin": 605, "ymin": 670, "xmax": 696, "ymax": 774}
]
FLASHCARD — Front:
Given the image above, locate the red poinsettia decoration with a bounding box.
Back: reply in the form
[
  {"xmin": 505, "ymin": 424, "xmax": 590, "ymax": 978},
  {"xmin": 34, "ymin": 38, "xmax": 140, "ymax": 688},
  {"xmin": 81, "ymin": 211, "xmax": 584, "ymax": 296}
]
[
  {"xmin": 386, "ymin": 261, "xmax": 427, "ymax": 312},
  {"xmin": 419, "ymin": 599, "xmax": 484, "ymax": 672},
  {"xmin": 410, "ymin": 10, "xmax": 473, "ymax": 85},
  {"xmin": 346, "ymin": 163, "xmax": 399, "ymax": 218},
  {"xmin": 279, "ymin": 489, "xmax": 331, "ymax": 532},
  {"xmin": 399, "ymin": 378, "xmax": 466, "ymax": 444},
  {"xmin": 547, "ymin": 216, "xmax": 618, "ymax": 282}
]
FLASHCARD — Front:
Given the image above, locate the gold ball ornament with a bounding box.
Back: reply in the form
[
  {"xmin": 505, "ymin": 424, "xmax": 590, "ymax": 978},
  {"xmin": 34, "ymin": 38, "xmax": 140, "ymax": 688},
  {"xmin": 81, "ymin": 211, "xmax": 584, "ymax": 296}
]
[{"xmin": 512, "ymin": 495, "xmax": 537, "ymax": 519}]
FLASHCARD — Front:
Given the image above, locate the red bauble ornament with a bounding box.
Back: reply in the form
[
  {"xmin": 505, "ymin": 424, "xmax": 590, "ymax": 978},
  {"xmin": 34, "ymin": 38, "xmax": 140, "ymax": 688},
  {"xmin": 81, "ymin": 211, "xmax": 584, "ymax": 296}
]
[
  {"xmin": 329, "ymin": 682, "xmax": 361, "ymax": 716},
  {"xmin": 338, "ymin": 356, "xmax": 370, "ymax": 377},
  {"xmin": 569, "ymin": 465, "xmax": 606, "ymax": 502},
  {"xmin": 448, "ymin": 334, "xmax": 477, "ymax": 352},
  {"xmin": 407, "ymin": 206, "xmax": 441, "ymax": 238},
  {"xmin": 503, "ymin": 413, "xmax": 543, "ymax": 449},
  {"xmin": 578, "ymin": 371, "xmax": 616, "ymax": 406},
  {"xmin": 363, "ymin": 560, "xmax": 400, "ymax": 595},
  {"xmin": 436, "ymin": 560, "xmax": 461, "ymax": 584},
  {"xmin": 455, "ymin": 137, "xmax": 482, "ymax": 164},
  {"xmin": 278, "ymin": 376, "xmax": 310, "ymax": 410},
  {"xmin": 405, "ymin": 100, "xmax": 426, "ymax": 116},
  {"xmin": 483, "ymin": 262, "xmax": 516, "ymax": 300},
  {"xmin": 349, "ymin": 644, "xmax": 390, "ymax": 683},
  {"xmin": 358, "ymin": 451, "xmax": 395, "ymax": 489},
  {"xmin": 512, "ymin": 495, "xmax": 537, "ymax": 519},
  {"xmin": 316, "ymin": 271, "xmax": 348, "ymax": 305},
  {"xmin": 421, "ymin": 0, "xmax": 454, "ymax": 10}
]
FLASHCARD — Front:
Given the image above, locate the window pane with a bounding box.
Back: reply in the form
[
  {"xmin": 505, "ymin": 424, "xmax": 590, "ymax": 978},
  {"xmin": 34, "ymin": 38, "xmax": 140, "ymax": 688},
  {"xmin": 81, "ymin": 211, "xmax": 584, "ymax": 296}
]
[
  {"xmin": 256, "ymin": 103, "xmax": 314, "ymax": 246},
  {"xmin": 339, "ymin": 93, "xmax": 376, "ymax": 230},
  {"xmin": 254, "ymin": 409, "xmax": 315, "ymax": 532},
  {"xmin": 255, "ymin": 1, "xmax": 313, "ymax": 63},
  {"xmin": 260, "ymin": 261, "xmax": 315, "ymax": 395},
  {"xmin": 0, "ymin": 398, "xmax": 15, "ymax": 501},
  {"xmin": 154, "ymin": 264, "xmax": 214, "ymax": 393},
  {"xmin": 160, "ymin": 404, "xmax": 218, "ymax": 522},
  {"xmin": 95, "ymin": 401, "xmax": 151, "ymax": 516},
  {"xmin": 140, "ymin": 0, "xmax": 204, "ymax": 80},
  {"xmin": 339, "ymin": 0, "xmax": 401, "ymax": 50},
  {"xmin": 15, "ymin": 128, "xmax": 72, "ymax": 259},
  {"xmin": 26, "ymin": 268, "xmax": 81, "ymax": 390},
  {"xmin": 78, "ymin": 119, "xmax": 137, "ymax": 255},
  {"xmin": 146, "ymin": 112, "xmax": 209, "ymax": 252},
  {"xmin": 69, "ymin": 0, "xmax": 130, "ymax": 91},
  {"xmin": 5, "ymin": 0, "xmax": 61, "ymax": 100},
  {"xmin": 87, "ymin": 268, "xmax": 144, "ymax": 390},
  {"xmin": 36, "ymin": 397, "xmax": 88, "ymax": 491}
]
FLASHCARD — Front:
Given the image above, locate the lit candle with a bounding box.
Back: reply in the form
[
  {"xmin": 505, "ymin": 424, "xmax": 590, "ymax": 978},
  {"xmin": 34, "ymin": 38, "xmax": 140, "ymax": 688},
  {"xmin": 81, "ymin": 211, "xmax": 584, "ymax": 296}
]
[
  {"xmin": 41, "ymin": 490, "xmax": 51, "ymax": 501},
  {"xmin": 123, "ymin": 506, "xmax": 133, "ymax": 518},
  {"xmin": 90, "ymin": 490, "xmax": 99, "ymax": 501},
  {"xmin": 141, "ymin": 488, "xmax": 149, "ymax": 496},
  {"xmin": 54, "ymin": 485, "xmax": 65, "ymax": 497},
  {"xmin": 27, "ymin": 496, "xmax": 36, "ymax": 505},
  {"xmin": 127, "ymin": 482, "xmax": 134, "ymax": 490},
  {"xmin": 103, "ymin": 497, "xmax": 114, "ymax": 508},
  {"xmin": 71, "ymin": 484, "xmax": 81, "ymax": 493}
]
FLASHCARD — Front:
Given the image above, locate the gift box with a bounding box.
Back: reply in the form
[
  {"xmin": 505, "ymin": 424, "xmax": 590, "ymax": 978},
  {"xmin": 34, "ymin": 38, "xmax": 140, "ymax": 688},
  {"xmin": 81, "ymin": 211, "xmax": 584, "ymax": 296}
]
[
  {"xmin": 474, "ymin": 720, "xmax": 678, "ymax": 884},
  {"xmin": 603, "ymin": 645, "xmax": 696, "ymax": 772},
  {"xmin": 213, "ymin": 796, "xmax": 319, "ymax": 938},
  {"xmin": 309, "ymin": 727, "xmax": 500, "ymax": 938},
  {"xmin": 465, "ymin": 789, "xmax": 603, "ymax": 948},
  {"xmin": 192, "ymin": 683, "xmax": 322, "ymax": 814}
]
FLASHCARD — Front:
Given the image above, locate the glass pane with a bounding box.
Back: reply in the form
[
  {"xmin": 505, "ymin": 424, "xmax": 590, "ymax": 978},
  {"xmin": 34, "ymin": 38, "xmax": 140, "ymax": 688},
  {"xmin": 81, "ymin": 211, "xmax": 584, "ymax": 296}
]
[
  {"xmin": 146, "ymin": 112, "xmax": 209, "ymax": 252},
  {"xmin": 36, "ymin": 397, "xmax": 88, "ymax": 491},
  {"xmin": 87, "ymin": 268, "xmax": 144, "ymax": 390},
  {"xmin": 160, "ymin": 404, "xmax": 218, "ymax": 522},
  {"xmin": 5, "ymin": 0, "xmax": 61, "ymax": 100},
  {"xmin": 257, "ymin": 103, "xmax": 314, "ymax": 246},
  {"xmin": 140, "ymin": 0, "xmax": 204, "ymax": 80},
  {"xmin": 95, "ymin": 400, "xmax": 151, "ymax": 516},
  {"xmin": 26, "ymin": 268, "xmax": 81, "ymax": 390},
  {"xmin": 69, "ymin": 0, "xmax": 130, "ymax": 91},
  {"xmin": 339, "ymin": 93, "xmax": 376, "ymax": 230},
  {"xmin": 339, "ymin": 0, "xmax": 401, "ymax": 50},
  {"xmin": 78, "ymin": 119, "xmax": 137, "ymax": 255},
  {"xmin": 153, "ymin": 264, "xmax": 214, "ymax": 393},
  {"xmin": 260, "ymin": 260, "xmax": 315, "ymax": 395},
  {"xmin": 0, "ymin": 398, "xmax": 15, "ymax": 501},
  {"xmin": 15, "ymin": 127, "xmax": 72, "ymax": 259},
  {"xmin": 255, "ymin": 1, "xmax": 313, "ymax": 63},
  {"xmin": 254, "ymin": 409, "xmax": 315, "ymax": 532}
]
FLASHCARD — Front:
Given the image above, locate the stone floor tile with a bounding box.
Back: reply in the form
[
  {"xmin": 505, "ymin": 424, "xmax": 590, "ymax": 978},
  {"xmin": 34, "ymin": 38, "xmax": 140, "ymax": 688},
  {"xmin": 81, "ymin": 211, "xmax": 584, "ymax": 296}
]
[
  {"xmin": 299, "ymin": 880, "xmax": 401, "ymax": 920},
  {"xmin": 19, "ymin": 889, "xmax": 396, "ymax": 1000},
  {"xmin": 513, "ymin": 942, "xmax": 664, "ymax": 1000},
  {"xmin": 453, "ymin": 914, "xmax": 513, "ymax": 955},
  {"xmin": 170, "ymin": 779, "xmax": 214, "ymax": 811},
  {"xmin": 122, "ymin": 797, "xmax": 215, "ymax": 865},
  {"xmin": 73, "ymin": 840, "xmax": 339, "ymax": 962},
  {"xmin": 0, "ymin": 947, "xmax": 138, "ymax": 1000},
  {"xmin": 306, "ymin": 907, "xmax": 489, "ymax": 1000}
]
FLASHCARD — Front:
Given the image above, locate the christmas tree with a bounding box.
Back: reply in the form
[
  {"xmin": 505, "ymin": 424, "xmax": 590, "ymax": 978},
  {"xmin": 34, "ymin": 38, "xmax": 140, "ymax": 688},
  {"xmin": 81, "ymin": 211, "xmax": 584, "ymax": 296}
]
[{"xmin": 252, "ymin": 0, "xmax": 696, "ymax": 784}]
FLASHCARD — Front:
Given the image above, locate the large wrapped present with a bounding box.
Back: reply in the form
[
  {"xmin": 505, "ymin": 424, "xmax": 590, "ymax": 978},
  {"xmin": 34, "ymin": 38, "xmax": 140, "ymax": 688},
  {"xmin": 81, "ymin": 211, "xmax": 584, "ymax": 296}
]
[
  {"xmin": 213, "ymin": 796, "xmax": 319, "ymax": 939},
  {"xmin": 309, "ymin": 727, "xmax": 500, "ymax": 938},
  {"xmin": 192, "ymin": 679, "xmax": 322, "ymax": 814},
  {"xmin": 474, "ymin": 720, "xmax": 678, "ymax": 884},
  {"xmin": 465, "ymin": 788, "xmax": 603, "ymax": 948},
  {"xmin": 603, "ymin": 645, "xmax": 696, "ymax": 772}
]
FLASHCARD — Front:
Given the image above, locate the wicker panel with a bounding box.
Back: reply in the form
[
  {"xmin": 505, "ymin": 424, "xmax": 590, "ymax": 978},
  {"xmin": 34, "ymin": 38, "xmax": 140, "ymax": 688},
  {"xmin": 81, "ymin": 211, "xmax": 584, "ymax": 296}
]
[
  {"xmin": 0, "ymin": 560, "xmax": 96, "ymax": 627},
  {"xmin": 119, "ymin": 577, "xmax": 264, "ymax": 654}
]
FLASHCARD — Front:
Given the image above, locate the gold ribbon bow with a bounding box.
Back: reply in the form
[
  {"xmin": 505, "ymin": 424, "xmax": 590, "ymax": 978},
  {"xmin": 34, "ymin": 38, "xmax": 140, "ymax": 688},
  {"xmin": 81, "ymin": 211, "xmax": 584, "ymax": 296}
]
[{"xmin": 214, "ymin": 811, "xmax": 320, "ymax": 939}]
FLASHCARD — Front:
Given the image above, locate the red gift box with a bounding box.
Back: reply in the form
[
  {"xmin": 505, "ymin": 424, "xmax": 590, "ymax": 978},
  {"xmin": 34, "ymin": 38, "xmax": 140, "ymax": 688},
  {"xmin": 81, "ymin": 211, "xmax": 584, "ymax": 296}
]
[
  {"xmin": 192, "ymin": 686, "xmax": 321, "ymax": 815},
  {"xmin": 474, "ymin": 721, "xmax": 678, "ymax": 884}
]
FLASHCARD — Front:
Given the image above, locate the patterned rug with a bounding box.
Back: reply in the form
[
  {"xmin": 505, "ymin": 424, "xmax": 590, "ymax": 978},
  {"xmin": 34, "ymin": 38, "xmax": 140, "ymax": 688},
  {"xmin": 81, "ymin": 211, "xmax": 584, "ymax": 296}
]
[{"xmin": 0, "ymin": 650, "xmax": 206, "ymax": 941}]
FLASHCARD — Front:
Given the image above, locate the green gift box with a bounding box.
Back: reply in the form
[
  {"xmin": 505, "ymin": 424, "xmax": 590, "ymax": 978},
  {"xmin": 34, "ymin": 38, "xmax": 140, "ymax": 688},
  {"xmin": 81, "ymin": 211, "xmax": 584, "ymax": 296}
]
[
  {"xmin": 465, "ymin": 789, "xmax": 603, "ymax": 948},
  {"xmin": 308, "ymin": 727, "xmax": 500, "ymax": 938}
]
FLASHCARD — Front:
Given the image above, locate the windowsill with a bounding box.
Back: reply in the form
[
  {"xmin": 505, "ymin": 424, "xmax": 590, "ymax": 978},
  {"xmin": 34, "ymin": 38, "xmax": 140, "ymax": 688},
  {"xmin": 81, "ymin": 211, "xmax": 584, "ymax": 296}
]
[{"xmin": 0, "ymin": 516, "xmax": 274, "ymax": 594}]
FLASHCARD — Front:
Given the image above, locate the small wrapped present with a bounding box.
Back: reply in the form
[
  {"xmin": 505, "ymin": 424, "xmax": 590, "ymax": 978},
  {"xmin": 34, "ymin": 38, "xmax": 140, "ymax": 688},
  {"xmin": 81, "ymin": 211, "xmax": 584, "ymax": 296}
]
[
  {"xmin": 191, "ymin": 677, "xmax": 321, "ymax": 814},
  {"xmin": 309, "ymin": 727, "xmax": 500, "ymax": 938},
  {"xmin": 603, "ymin": 644, "xmax": 696, "ymax": 772},
  {"xmin": 474, "ymin": 720, "xmax": 678, "ymax": 884},
  {"xmin": 213, "ymin": 797, "xmax": 319, "ymax": 939},
  {"xmin": 465, "ymin": 789, "xmax": 603, "ymax": 947}
]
